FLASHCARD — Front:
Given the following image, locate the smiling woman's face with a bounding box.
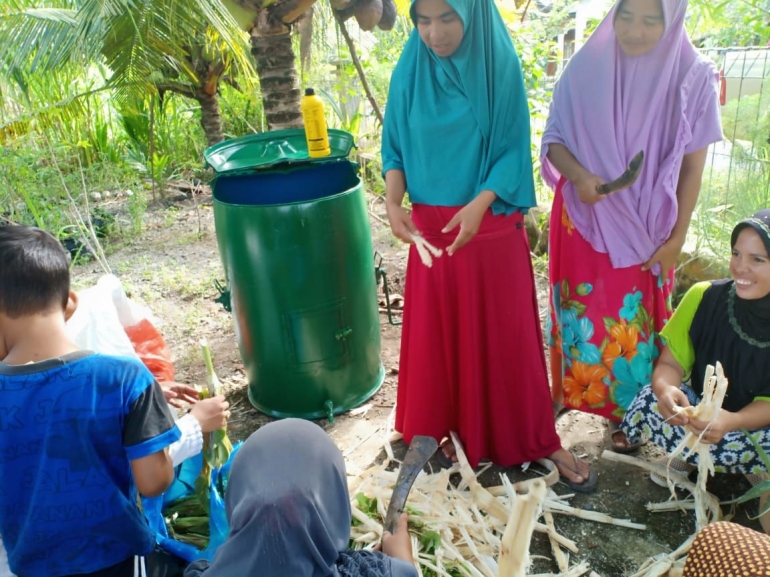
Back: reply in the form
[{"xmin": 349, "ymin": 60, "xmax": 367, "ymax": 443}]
[
  {"xmin": 731, "ymin": 228, "xmax": 770, "ymax": 300},
  {"xmin": 414, "ymin": 0, "xmax": 464, "ymax": 58},
  {"xmin": 614, "ymin": 0, "xmax": 665, "ymax": 57}
]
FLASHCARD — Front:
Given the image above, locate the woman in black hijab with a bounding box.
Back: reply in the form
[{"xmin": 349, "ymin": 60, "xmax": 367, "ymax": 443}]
[{"xmin": 621, "ymin": 209, "xmax": 770, "ymax": 477}]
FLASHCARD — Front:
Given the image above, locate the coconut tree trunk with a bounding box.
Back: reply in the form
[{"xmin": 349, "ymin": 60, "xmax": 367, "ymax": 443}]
[
  {"xmin": 250, "ymin": 18, "xmax": 303, "ymax": 130},
  {"xmin": 195, "ymin": 89, "xmax": 225, "ymax": 146}
]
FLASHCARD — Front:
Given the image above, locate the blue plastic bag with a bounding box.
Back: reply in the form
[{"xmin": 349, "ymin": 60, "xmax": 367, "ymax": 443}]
[{"xmin": 143, "ymin": 442, "xmax": 243, "ymax": 563}]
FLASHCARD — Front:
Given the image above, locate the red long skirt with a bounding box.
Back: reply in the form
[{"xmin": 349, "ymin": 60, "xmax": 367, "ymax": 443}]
[{"xmin": 395, "ymin": 204, "xmax": 562, "ymax": 467}]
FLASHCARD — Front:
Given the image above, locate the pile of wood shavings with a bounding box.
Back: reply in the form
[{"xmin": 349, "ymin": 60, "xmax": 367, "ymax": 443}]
[{"xmin": 347, "ymin": 433, "xmax": 645, "ymax": 577}]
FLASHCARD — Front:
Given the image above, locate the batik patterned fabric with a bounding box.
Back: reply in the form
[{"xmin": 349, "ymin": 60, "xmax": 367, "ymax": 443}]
[{"xmin": 622, "ymin": 384, "xmax": 770, "ymax": 474}]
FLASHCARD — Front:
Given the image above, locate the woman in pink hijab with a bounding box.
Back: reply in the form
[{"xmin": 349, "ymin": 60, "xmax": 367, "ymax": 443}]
[{"xmin": 541, "ymin": 0, "xmax": 722, "ymax": 450}]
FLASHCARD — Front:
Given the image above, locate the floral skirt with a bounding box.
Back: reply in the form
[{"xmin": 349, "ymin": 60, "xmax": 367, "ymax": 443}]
[
  {"xmin": 547, "ymin": 182, "xmax": 673, "ymax": 421},
  {"xmin": 622, "ymin": 385, "xmax": 770, "ymax": 474}
]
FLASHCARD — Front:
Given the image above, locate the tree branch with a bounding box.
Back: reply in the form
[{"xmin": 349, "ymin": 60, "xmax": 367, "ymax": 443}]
[
  {"xmin": 334, "ymin": 12, "xmax": 384, "ymax": 127},
  {"xmin": 155, "ymin": 82, "xmax": 196, "ymax": 98}
]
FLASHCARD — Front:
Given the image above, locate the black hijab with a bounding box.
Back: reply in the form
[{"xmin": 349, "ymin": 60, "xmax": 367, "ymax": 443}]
[
  {"xmin": 689, "ymin": 210, "xmax": 770, "ymax": 412},
  {"xmin": 730, "ymin": 209, "xmax": 770, "ymax": 338}
]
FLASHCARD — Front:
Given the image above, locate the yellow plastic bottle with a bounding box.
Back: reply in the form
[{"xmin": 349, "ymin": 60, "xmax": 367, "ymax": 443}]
[{"xmin": 301, "ymin": 87, "xmax": 331, "ymax": 158}]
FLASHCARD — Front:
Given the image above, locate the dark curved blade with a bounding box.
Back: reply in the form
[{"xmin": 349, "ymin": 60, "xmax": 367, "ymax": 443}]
[
  {"xmin": 383, "ymin": 435, "xmax": 438, "ymax": 534},
  {"xmin": 597, "ymin": 150, "xmax": 645, "ymax": 195}
]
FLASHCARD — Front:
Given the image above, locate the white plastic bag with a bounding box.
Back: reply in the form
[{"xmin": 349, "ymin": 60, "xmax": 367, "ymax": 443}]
[
  {"xmin": 65, "ymin": 274, "xmax": 139, "ymax": 358},
  {"xmin": 0, "ymin": 537, "xmax": 12, "ymax": 577}
]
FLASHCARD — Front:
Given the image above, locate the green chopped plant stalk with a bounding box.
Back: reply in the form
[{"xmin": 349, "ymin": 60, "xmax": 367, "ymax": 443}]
[
  {"xmin": 199, "ymin": 338, "xmax": 233, "ymax": 471},
  {"xmin": 200, "ymin": 338, "xmax": 222, "ymax": 397},
  {"xmin": 350, "ymin": 493, "xmax": 465, "ymax": 577},
  {"xmin": 164, "ymin": 496, "xmax": 211, "ymax": 549}
]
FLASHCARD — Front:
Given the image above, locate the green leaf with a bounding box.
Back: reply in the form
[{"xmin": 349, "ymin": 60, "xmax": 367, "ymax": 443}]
[
  {"xmin": 419, "ymin": 530, "xmax": 441, "ymax": 554},
  {"xmin": 560, "ymin": 279, "xmax": 570, "ymax": 300},
  {"xmin": 743, "ymin": 428, "xmax": 770, "ymax": 471},
  {"xmin": 603, "ymin": 317, "xmax": 619, "ymax": 332},
  {"xmin": 732, "ymin": 480, "xmax": 770, "ymax": 504},
  {"xmin": 355, "ymin": 493, "xmax": 379, "ymax": 518},
  {"xmin": 599, "ymin": 337, "xmax": 610, "ymax": 353}
]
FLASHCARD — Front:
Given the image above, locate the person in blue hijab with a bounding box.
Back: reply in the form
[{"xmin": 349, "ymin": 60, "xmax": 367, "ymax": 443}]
[
  {"xmin": 380, "ymin": 0, "xmax": 596, "ymax": 490},
  {"xmin": 183, "ymin": 419, "xmax": 418, "ymax": 577}
]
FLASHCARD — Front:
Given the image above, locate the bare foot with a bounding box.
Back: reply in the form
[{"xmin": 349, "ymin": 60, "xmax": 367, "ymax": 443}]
[
  {"xmin": 440, "ymin": 439, "xmax": 458, "ymax": 463},
  {"xmin": 611, "ymin": 429, "xmax": 634, "ymax": 450},
  {"xmin": 548, "ymin": 448, "xmax": 590, "ymax": 485}
]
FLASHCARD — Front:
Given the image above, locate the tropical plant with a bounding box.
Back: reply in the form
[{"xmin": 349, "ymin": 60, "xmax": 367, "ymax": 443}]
[
  {"xmin": 0, "ymin": 0, "xmax": 256, "ymax": 146},
  {"xmin": 734, "ymin": 430, "xmax": 770, "ymax": 519},
  {"xmin": 688, "ymin": 0, "xmax": 770, "ymax": 48}
]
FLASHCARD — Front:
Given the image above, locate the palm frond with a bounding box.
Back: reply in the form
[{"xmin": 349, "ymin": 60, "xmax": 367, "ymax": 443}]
[{"xmin": 0, "ymin": 7, "xmax": 85, "ymax": 73}]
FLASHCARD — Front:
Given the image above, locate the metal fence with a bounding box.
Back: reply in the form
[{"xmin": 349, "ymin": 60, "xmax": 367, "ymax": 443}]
[
  {"xmin": 694, "ymin": 47, "xmax": 770, "ymax": 257},
  {"xmin": 537, "ymin": 47, "xmax": 770, "ymax": 258}
]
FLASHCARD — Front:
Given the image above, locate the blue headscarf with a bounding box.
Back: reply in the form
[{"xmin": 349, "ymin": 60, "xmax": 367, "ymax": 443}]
[{"xmin": 381, "ymin": 0, "xmax": 535, "ymax": 215}]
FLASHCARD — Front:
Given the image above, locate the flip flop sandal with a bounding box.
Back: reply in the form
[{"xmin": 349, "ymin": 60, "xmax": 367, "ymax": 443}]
[
  {"xmin": 607, "ymin": 419, "xmax": 644, "ymax": 454},
  {"xmin": 548, "ymin": 453, "xmax": 598, "ymax": 494}
]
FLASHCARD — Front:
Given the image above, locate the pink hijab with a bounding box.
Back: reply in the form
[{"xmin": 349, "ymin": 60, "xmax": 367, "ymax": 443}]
[{"xmin": 541, "ymin": 0, "xmax": 722, "ymax": 270}]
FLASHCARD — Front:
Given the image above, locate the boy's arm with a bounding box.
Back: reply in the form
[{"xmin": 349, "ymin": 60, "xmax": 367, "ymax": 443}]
[
  {"xmin": 130, "ymin": 449, "xmax": 174, "ymax": 497},
  {"xmin": 124, "ymin": 378, "xmax": 181, "ymax": 497}
]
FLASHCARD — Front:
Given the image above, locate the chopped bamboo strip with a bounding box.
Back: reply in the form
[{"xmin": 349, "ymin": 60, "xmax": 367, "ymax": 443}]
[
  {"xmin": 646, "ymin": 500, "xmax": 695, "ymax": 512},
  {"xmin": 499, "ymin": 479, "xmax": 547, "ymax": 576},
  {"xmin": 544, "ymin": 510, "xmax": 569, "ymax": 572},
  {"xmin": 347, "ymin": 430, "xmax": 662, "ymax": 576},
  {"xmin": 628, "ymin": 534, "xmax": 696, "ymax": 577},
  {"xmin": 668, "ymin": 362, "xmax": 728, "ymax": 529},
  {"xmin": 544, "ymin": 500, "xmax": 646, "ymax": 530},
  {"xmin": 600, "ymin": 450, "xmax": 721, "ymax": 526}
]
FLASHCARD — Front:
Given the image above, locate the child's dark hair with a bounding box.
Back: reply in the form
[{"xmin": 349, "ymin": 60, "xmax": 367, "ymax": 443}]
[{"xmin": 0, "ymin": 225, "xmax": 70, "ymax": 318}]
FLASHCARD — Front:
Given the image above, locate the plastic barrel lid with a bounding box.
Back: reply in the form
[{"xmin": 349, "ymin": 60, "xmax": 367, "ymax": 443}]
[{"xmin": 203, "ymin": 128, "xmax": 356, "ymax": 175}]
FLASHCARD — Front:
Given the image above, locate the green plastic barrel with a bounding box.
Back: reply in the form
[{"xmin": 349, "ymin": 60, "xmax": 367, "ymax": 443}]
[{"xmin": 204, "ymin": 129, "xmax": 384, "ymax": 420}]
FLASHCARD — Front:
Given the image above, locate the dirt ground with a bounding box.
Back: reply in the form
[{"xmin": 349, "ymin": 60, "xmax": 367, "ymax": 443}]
[{"xmin": 73, "ymin": 189, "xmax": 764, "ymax": 576}]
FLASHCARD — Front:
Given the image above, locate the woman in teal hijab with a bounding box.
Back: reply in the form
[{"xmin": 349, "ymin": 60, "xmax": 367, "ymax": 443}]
[{"xmin": 381, "ymin": 0, "xmax": 597, "ymax": 490}]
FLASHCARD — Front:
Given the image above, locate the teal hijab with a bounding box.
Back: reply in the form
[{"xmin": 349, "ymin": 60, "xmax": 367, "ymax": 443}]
[{"xmin": 381, "ymin": 0, "xmax": 535, "ymax": 215}]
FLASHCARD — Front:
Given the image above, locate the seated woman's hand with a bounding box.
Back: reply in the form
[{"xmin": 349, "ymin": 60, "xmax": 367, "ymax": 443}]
[
  {"xmin": 573, "ymin": 173, "xmax": 607, "ymax": 205},
  {"xmin": 687, "ymin": 411, "xmax": 735, "ymax": 445},
  {"xmin": 381, "ymin": 512, "xmax": 414, "ymax": 564},
  {"xmin": 655, "ymin": 386, "xmax": 692, "ymax": 427},
  {"xmin": 385, "ymin": 202, "xmax": 419, "ymax": 244}
]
